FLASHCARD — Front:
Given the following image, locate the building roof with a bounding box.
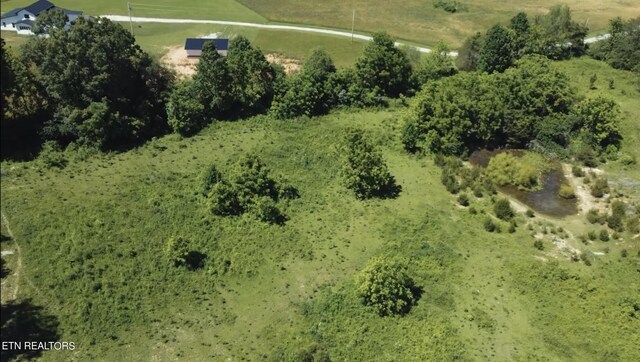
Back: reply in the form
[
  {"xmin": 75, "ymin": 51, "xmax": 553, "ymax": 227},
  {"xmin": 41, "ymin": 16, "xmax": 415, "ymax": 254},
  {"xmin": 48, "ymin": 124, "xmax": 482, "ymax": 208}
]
[
  {"xmin": 24, "ymin": 0, "xmax": 56, "ymax": 16},
  {"xmin": 1, "ymin": 1, "xmax": 81, "ymax": 19},
  {"xmin": 1, "ymin": 8, "xmax": 22, "ymax": 19},
  {"xmin": 15, "ymin": 19, "xmax": 35, "ymax": 27},
  {"xmin": 184, "ymin": 38, "xmax": 229, "ymax": 51}
]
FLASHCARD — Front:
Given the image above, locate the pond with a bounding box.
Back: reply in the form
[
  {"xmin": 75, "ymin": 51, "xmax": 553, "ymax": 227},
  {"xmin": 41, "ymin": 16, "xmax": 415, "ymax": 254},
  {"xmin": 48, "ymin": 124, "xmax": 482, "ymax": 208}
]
[{"xmin": 469, "ymin": 149, "xmax": 578, "ymax": 217}]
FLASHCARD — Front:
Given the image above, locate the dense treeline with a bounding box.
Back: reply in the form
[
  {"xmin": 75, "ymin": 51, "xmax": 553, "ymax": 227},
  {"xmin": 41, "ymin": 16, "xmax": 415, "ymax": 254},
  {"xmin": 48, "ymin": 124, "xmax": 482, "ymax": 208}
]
[
  {"xmin": 589, "ymin": 17, "xmax": 640, "ymax": 72},
  {"xmin": 402, "ymin": 55, "xmax": 622, "ymax": 159},
  {"xmin": 1, "ymin": 5, "xmax": 634, "ymax": 165},
  {"xmin": 457, "ymin": 5, "xmax": 588, "ymax": 72}
]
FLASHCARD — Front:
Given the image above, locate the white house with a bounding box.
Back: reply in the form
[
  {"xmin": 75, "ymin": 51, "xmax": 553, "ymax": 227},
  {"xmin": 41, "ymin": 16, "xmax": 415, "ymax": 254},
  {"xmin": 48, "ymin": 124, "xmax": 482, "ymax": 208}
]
[
  {"xmin": 1, "ymin": 0, "xmax": 82, "ymax": 35},
  {"xmin": 184, "ymin": 38, "xmax": 229, "ymax": 57}
]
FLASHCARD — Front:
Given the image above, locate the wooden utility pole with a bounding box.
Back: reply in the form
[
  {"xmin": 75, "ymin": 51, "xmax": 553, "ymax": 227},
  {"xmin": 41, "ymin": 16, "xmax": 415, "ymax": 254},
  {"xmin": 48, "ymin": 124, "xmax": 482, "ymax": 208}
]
[
  {"xmin": 128, "ymin": 2, "xmax": 134, "ymax": 35},
  {"xmin": 351, "ymin": 9, "xmax": 355, "ymax": 42}
]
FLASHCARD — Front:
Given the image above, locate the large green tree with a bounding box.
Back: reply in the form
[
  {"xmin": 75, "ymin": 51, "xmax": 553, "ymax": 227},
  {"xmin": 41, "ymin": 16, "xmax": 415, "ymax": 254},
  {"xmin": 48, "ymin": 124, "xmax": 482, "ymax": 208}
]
[
  {"xmin": 456, "ymin": 32, "xmax": 482, "ymax": 71},
  {"xmin": 226, "ymin": 36, "xmax": 276, "ymax": 118},
  {"xmin": 478, "ymin": 25, "xmax": 515, "ymax": 73},
  {"xmin": 32, "ymin": 8, "xmax": 68, "ymax": 35},
  {"xmin": 23, "ymin": 17, "xmax": 174, "ymax": 149},
  {"xmin": 589, "ymin": 17, "xmax": 640, "ymax": 72},
  {"xmin": 414, "ymin": 42, "xmax": 457, "ymax": 85},
  {"xmin": 354, "ymin": 32, "xmax": 412, "ymax": 98},
  {"xmin": 271, "ymin": 48, "xmax": 337, "ymax": 119},
  {"xmin": 574, "ymin": 97, "xmax": 622, "ymax": 150},
  {"xmin": 193, "ymin": 42, "xmax": 232, "ymax": 120}
]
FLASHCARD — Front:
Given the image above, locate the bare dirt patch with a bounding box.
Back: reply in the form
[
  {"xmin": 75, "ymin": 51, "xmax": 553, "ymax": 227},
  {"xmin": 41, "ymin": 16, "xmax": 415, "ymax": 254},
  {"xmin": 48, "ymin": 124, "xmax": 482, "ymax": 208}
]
[
  {"xmin": 265, "ymin": 54, "xmax": 301, "ymax": 75},
  {"xmin": 561, "ymin": 163, "xmax": 608, "ymax": 214},
  {"xmin": 161, "ymin": 46, "xmax": 199, "ymax": 78},
  {"xmin": 161, "ymin": 48, "xmax": 302, "ymax": 78}
]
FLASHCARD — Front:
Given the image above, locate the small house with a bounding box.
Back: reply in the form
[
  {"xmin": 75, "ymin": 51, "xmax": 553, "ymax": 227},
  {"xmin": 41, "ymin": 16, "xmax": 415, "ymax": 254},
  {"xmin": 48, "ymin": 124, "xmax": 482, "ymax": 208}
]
[
  {"xmin": 184, "ymin": 38, "xmax": 229, "ymax": 57},
  {"xmin": 1, "ymin": 0, "xmax": 82, "ymax": 35}
]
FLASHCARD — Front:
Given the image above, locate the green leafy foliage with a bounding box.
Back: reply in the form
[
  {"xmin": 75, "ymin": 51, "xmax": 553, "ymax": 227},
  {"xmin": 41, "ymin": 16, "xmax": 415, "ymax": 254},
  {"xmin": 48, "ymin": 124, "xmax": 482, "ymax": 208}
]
[
  {"xmin": 355, "ymin": 257, "xmax": 418, "ymax": 316},
  {"xmin": 485, "ymin": 152, "xmax": 546, "ymax": 190},
  {"xmin": 573, "ymin": 97, "xmax": 622, "ymax": 151},
  {"xmin": 342, "ymin": 128, "xmax": 400, "ymax": 199},
  {"xmin": 32, "ymin": 9, "xmax": 68, "ymax": 35},
  {"xmin": 354, "ymin": 32, "xmax": 413, "ymax": 98},
  {"xmin": 207, "ymin": 154, "xmax": 297, "ymax": 224},
  {"xmin": 414, "ymin": 42, "xmax": 457, "ymax": 85},
  {"xmin": 494, "ymin": 198, "xmax": 515, "ymax": 220},
  {"xmin": 271, "ymin": 48, "xmax": 337, "ymax": 119},
  {"xmin": 23, "ymin": 17, "xmax": 174, "ymax": 150},
  {"xmin": 193, "ymin": 42, "xmax": 233, "ymax": 120},
  {"xmin": 589, "ymin": 17, "xmax": 640, "ymax": 72},
  {"xmin": 590, "ymin": 177, "xmax": 609, "ymax": 198},
  {"xmin": 167, "ymin": 81, "xmax": 206, "ymax": 136},
  {"xmin": 558, "ymin": 183, "xmax": 576, "ymax": 199},
  {"xmin": 478, "ymin": 25, "xmax": 515, "ymax": 73},
  {"xmin": 433, "ymin": 0, "xmax": 465, "ymax": 13}
]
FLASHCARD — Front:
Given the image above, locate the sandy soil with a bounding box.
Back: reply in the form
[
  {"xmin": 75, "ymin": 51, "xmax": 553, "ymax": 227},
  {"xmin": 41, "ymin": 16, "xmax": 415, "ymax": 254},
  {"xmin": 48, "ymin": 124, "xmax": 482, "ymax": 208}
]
[
  {"xmin": 561, "ymin": 163, "xmax": 608, "ymax": 214},
  {"xmin": 161, "ymin": 46, "xmax": 199, "ymax": 78},
  {"xmin": 161, "ymin": 47, "xmax": 302, "ymax": 78}
]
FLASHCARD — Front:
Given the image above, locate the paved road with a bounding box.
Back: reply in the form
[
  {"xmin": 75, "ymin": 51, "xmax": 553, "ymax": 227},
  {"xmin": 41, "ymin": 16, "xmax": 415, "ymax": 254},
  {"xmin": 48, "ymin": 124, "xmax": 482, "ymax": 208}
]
[{"xmin": 104, "ymin": 15, "xmax": 611, "ymax": 57}]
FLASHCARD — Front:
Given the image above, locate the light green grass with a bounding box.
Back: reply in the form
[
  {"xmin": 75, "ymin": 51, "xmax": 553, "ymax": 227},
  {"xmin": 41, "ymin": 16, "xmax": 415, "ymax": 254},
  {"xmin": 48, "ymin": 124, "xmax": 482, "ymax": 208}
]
[
  {"xmin": 1, "ymin": 0, "xmax": 266, "ymax": 22},
  {"xmin": 239, "ymin": 0, "xmax": 640, "ymax": 47},
  {"xmin": 131, "ymin": 22, "xmax": 367, "ymax": 67},
  {"xmin": 1, "ymin": 58, "xmax": 639, "ymax": 360}
]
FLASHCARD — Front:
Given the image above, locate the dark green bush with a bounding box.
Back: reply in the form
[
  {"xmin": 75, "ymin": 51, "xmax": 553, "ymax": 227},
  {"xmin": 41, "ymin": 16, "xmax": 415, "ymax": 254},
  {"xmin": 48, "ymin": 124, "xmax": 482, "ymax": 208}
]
[
  {"xmin": 571, "ymin": 165, "xmax": 585, "ymax": 177},
  {"xmin": 599, "ymin": 229, "xmax": 609, "ymax": 241},
  {"xmin": 457, "ymin": 193, "xmax": 470, "ymax": 206},
  {"xmin": 484, "ymin": 217, "xmax": 496, "ymax": 232},
  {"xmin": 202, "ymin": 164, "xmax": 223, "ymax": 195},
  {"xmin": 494, "ymin": 198, "xmax": 514, "ymax": 220},
  {"xmin": 591, "ymin": 177, "xmax": 609, "ymax": 198},
  {"xmin": 534, "ymin": 240, "xmax": 544, "ymax": 250}
]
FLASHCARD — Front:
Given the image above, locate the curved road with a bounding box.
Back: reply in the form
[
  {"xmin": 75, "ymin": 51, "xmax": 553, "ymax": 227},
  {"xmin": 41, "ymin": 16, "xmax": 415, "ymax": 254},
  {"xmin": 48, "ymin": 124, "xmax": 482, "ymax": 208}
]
[
  {"xmin": 104, "ymin": 15, "xmax": 612, "ymax": 57},
  {"xmin": 104, "ymin": 15, "xmax": 449, "ymax": 55}
]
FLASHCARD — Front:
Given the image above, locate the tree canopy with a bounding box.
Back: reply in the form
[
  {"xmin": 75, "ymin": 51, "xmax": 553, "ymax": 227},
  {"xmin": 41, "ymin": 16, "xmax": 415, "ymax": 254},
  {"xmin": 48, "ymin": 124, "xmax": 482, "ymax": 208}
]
[
  {"xmin": 22, "ymin": 17, "xmax": 174, "ymax": 150},
  {"xmin": 355, "ymin": 257, "xmax": 418, "ymax": 316}
]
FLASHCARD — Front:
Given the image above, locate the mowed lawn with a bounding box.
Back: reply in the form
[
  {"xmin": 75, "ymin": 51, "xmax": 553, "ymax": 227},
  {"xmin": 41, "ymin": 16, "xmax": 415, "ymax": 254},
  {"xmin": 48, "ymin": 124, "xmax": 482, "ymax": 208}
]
[
  {"xmin": 0, "ymin": 0, "xmax": 266, "ymax": 22},
  {"xmin": 239, "ymin": 0, "xmax": 640, "ymax": 46}
]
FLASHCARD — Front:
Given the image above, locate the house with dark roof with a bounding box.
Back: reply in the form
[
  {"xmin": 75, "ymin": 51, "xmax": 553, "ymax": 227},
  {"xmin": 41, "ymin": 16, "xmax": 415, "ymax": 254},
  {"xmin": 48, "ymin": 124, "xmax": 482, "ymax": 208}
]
[
  {"xmin": 1, "ymin": 0, "xmax": 82, "ymax": 34},
  {"xmin": 184, "ymin": 38, "xmax": 229, "ymax": 57}
]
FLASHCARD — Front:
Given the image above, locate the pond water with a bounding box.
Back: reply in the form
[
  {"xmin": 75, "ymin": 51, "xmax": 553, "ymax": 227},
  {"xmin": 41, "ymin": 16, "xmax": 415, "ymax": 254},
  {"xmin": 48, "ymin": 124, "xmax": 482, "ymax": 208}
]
[{"xmin": 469, "ymin": 150, "xmax": 578, "ymax": 217}]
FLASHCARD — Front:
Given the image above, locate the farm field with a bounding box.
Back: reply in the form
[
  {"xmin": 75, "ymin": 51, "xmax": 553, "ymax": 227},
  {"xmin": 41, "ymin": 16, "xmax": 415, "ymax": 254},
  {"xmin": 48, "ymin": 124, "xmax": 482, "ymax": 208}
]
[
  {"xmin": 238, "ymin": 0, "xmax": 640, "ymax": 47},
  {"xmin": 1, "ymin": 55, "xmax": 639, "ymax": 360}
]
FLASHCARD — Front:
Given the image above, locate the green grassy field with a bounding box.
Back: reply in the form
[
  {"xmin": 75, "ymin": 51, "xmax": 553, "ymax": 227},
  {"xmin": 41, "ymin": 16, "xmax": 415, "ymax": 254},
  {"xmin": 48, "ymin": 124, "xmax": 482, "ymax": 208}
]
[
  {"xmin": 239, "ymin": 0, "xmax": 640, "ymax": 47},
  {"xmin": 1, "ymin": 56, "xmax": 639, "ymax": 360}
]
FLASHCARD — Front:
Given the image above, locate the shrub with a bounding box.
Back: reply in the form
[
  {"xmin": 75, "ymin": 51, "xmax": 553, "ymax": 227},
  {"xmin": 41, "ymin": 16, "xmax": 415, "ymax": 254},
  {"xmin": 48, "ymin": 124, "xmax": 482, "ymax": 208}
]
[
  {"xmin": 457, "ymin": 193, "xmax": 470, "ymax": 206},
  {"xmin": 434, "ymin": 0, "xmax": 464, "ymax": 13},
  {"xmin": 591, "ymin": 177, "xmax": 609, "ymax": 198},
  {"xmin": 587, "ymin": 231, "xmax": 597, "ymax": 240},
  {"xmin": 586, "ymin": 209, "xmax": 603, "ymax": 224},
  {"xmin": 167, "ymin": 81, "xmax": 206, "ymax": 136},
  {"xmin": 627, "ymin": 216, "xmax": 640, "ymax": 234},
  {"xmin": 607, "ymin": 214, "xmax": 624, "ymax": 232},
  {"xmin": 39, "ymin": 141, "xmax": 68, "ymax": 169},
  {"xmin": 165, "ymin": 236, "xmax": 189, "ymax": 267},
  {"xmin": 525, "ymin": 209, "xmax": 535, "ymax": 218},
  {"xmin": 250, "ymin": 197, "xmax": 286, "ymax": 225},
  {"xmin": 571, "ymin": 165, "xmax": 585, "ymax": 177},
  {"xmin": 355, "ymin": 257, "xmax": 418, "ymax": 316},
  {"xmin": 621, "ymin": 249, "xmax": 628, "ymax": 258},
  {"xmin": 202, "ymin": 164, "xmax": 223, "ymax": 195},
  {"xmin": 208, "ymin": 182, "xmax": 244, "ymax": 216},
  {"xmin": 534, "ymin": 240, "xmax": 544, "ymax": 250},
  {"xmin": 473, "ymin": 187, "xmax": 483, "ymax": 198},
  {"xmin": 599, "ymin": 229, "xmax": 609, "ymax": 241},
  {"xmin": 508, "ymin": 222, "xmax": 517, "ymax": 233},
  {"xmin": 494, "ymin": 198, "xmax": 514, "ymax": 220},
  {"xmin": 441, "ymin": 170, "xmax": 461, "ymax": 194},
  {"xmin": 558, "ymin": 183, "xmax": 576, "ymax": 199},
  {"xmin": 484, "ymin": 217, "xmax": 496, "ymax": 232}
]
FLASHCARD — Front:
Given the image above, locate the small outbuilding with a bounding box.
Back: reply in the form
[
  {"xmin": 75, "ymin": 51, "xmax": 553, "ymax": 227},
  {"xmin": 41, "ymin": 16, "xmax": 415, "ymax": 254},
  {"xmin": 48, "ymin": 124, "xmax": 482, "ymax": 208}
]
[
  {"xmin": 1, "ymin": 0, "xmax": 82, "ymax": 34},
  {"xmin": 184, "ymin": 38, "xmax": 229, "ymax": 57}
]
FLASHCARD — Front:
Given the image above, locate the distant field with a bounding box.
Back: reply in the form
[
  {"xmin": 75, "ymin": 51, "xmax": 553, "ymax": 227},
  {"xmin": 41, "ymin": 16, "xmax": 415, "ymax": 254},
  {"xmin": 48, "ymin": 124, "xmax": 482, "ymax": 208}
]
[
  {"xmin": 0, "ymin": 0, "xmax": 266, "ymax": 22},
  {"xmin": 239, "ymin": 0, "xmax": 640, "ymax": 46},
  {"xmin": 132, "ymin": 23, "xmax": 367, "ymax": 67}
]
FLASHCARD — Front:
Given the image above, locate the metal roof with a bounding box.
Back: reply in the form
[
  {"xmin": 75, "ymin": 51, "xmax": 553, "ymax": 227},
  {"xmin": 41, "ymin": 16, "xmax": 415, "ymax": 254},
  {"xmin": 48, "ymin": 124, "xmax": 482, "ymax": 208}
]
[
  {"xmin": 1, "ymin": 8, "xmax": 22, "ymax": 19},
  {"xmin": 184, "ymin": 38, "xmax": 229, "ymax": 51},
  {"xmin": 15, "ymin": 19, "xmax": 35, "ymax": 26},
  {"xmin": 24, "ymin": 0, "xmax": 56, "ymax": 16}
]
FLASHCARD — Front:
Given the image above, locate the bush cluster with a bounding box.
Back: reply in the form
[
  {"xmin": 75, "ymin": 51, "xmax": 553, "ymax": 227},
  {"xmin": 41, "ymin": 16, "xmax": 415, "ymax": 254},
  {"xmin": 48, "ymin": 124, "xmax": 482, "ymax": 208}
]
[{"xmin": 204, "ymin": 155, "xmax": 298, "ymax": 224}]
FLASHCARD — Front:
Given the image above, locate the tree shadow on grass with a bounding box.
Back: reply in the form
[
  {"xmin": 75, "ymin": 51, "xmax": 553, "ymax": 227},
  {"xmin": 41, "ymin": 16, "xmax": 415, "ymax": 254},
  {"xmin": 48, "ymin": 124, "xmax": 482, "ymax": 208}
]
[
  {"xmin": 0, "ymin": 299, "xmax": 60, "ymax": 362},
  {"xmin": 0, "ymin": 258, "xmax": 8, "ymax": 279},
  {"xmin": 371, "ymin": 181, "xmax": 403, "ymax": 200}
]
